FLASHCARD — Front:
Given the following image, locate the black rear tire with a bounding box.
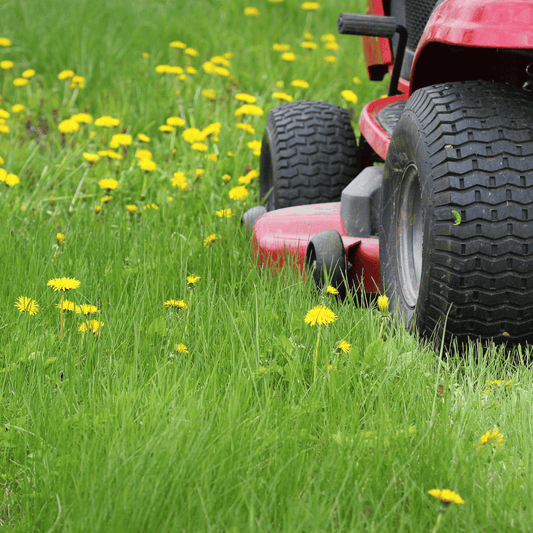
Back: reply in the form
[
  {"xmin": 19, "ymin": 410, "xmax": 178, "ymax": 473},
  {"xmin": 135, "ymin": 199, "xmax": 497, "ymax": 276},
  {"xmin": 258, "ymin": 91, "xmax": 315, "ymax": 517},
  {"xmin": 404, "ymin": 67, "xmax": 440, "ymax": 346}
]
[
  {"xmin": 260, "ymin": 101, "xmax": 359, "ymax": 210},
  {"xmin": 380, "ymin": 80, "xmax": 533, "ymax": 349}
]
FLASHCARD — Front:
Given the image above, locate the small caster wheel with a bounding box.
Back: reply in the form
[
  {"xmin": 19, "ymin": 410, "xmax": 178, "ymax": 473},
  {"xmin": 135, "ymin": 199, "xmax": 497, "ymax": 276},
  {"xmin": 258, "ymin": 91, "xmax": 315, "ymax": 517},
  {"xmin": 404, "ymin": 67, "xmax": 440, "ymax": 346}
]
[
  {"xmin": 305, "ymin": 230, "xmax": 347, "ymax": 297},
  {"xmin": 242, "ymin": 206, "xmax": 267, "ymax": 233}
]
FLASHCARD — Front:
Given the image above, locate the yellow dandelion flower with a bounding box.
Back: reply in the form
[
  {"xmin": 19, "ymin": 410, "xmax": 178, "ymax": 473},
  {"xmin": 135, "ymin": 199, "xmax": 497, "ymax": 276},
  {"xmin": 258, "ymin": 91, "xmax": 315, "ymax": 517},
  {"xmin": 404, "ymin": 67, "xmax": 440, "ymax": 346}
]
[
  {"xmin": 11, "ymin": 104, "xmax": 24, "ymax": 113},
  {"xmin": 159, "ymin": 125, "xmax": 175, "ymax": 133},
  {"xmin": 201, "ymin": 89, "xmax": 216, "ymax": 101},
  {"xmin": 135, "ymin": 149, "xmax": 153, "ymax": 161},
  {"xmin": 204, "ymin": 234, "xmax": 221, "ymax": 247},
  {"xmin": 56, "ymin": 299, "xmax": 76, "ymax": 312},
  {"xmin": 276, "ymin": 80, "xmax": 284, "ymax": 88},
  {"xmin": 13, "ymin": 78, "xmax": 29, "ymax": 87},
  {"xmin": 94, "ymin": 115, "xmax": 120, "ymax": 127},
  {"xmin": 58, "ymin": 69, "xmax": 75, "ymax": 80},
  {"xmin": 341, "ymin": 89, "xmax": 358, "ymax": 103},
  {"xmin": 76, "ymin": 304, "xmax": 99, "ymax": 315},
  {"xmin": 211, "ymin": 55, "xmax": 230, "ymax": 66},
  {"xmin": 0, "ymin": 109, "xmax": 9, "ymax": 118},
  {"xmin": 337, "ymin": 340, "xmax": 351, "ymax": 353},
  {"xmin": 321, "ymin": 33, "xmax": 336, "ymax": 42},
  {"xmin": 191, "ymin": 142, "xmax": 208, "ymax": 152},
  {"xmin": 98, "ymin": 178, "xmax": 119, "ymax": 190},
  {"xmin": 353, "ymin": 76, "xmax": 362, "ymax": 84},
  {"xmin": 244, "ymin": 6, "xmax": 260, "ymax": 16},
  {"xmin": 97, "ymin": 150, "xmax": 122, "ymax": 160},
  {"xmin": 79, "ymin": 320, "xmax": 104, "ymax": 335},
  {"xmin": 247, "ymin": 139, "xmax": 262, "ymax": 155},
  {"xmin": 138, "ymin": 133, "xmax": 150, "ymax": 142},
  {"xmin": 184, "ymin": 47, "xmax": 198, "ymax": 56},
  {"xmin": 187, "ymin": 275, "xmax": 201, "ymax": 285},
  {"xmin": 304, "ymin": 32, "xmax": 314, "ymax": 40},
  {"xmin": 202, "ymin": 61, "xmax": 216, "ymax": 73},
  {"xmin": 325, "ymin": 55, "xmax": 337, "ymax": 63},
  {"xmin": 272, "ymin": 43, "xmax": 291, "ymax": 52},
  {"xmin": 428, "ymin": 489, "xmax": 464, "ymax": 505},
  {"xmin": 176, "ymin": 343, "xmax": 188, "ymax": 353},
  {"xmin": 301, "ymin": 41, "xmax": 318, "ymax": 50},
  {"xmin": 238, "ymin": 169, "xmax": 259, "ymax": 185},
  {"xmin": 182, "ymin": 127, "xmax": 206, "ymax": 143},
  {"xmin": 291, "ymin": 79, "xmax": 309, "ymax": 89},
  {"xmin": 109, "ymin": 133, "xmax": 132, "ymax": 147},
  {"xmin": 15, "ymin": 296, "xmax": 39, "ymax": 315},
  {"xmin": 166, "ymin": 116, "xmax": 186, "ymax": 127},
  {"xmin": 47, "ymin": 277, "xmax": 81, "ymax": 292},
  {"xmin": 377, "ymin": 295, "xmax": 389, "ymax": 312},
  {"xmin": 139, "ymin": 159, "xmax": 157, "ymax": 171},
  {"xmin": 142, "ymin": 52, "xmax": 149, "ymax": 58},
  {"xmin": 216, "ymin": 208, "xmax": 233, "ymax": 218},
  {"xmin": 58, "ymin": 119, "xmax": 80, "ymax": 134},
  {"xmin": 0, "ymin": 124, "xmax": 9, "ymax": 134},
  {"xmin": 100, "ymin": 195, "xmax": 113, "ymax": 203},
  {"xmin": 164, "ymin": 299, "xmax": 188, "ymax": 310},
  {"xmin": 486, "ymin": 379, "xmax": 513, "ymax": 393},
  {"xmin": 272, "ymin": 91, "xmax": 293, "ymax": 102},
  {"xmin": 202, "ymin": 122, "xmax": 221, "ymax": 138},
  {"xmin": 304, "ymin": 305, "xmax": 338, "ymax": 326},
  {"xmin": 0, "ymin": 38, "xmax": 12, "ymax": 47},
  {"xmin": 4, "ymin": 173, "xmax": 19, "ymax": 186},
  {"xmin": 186, "ymin": 65, "xmax": 197, "ymax": 74},
  {"xmin": 0, "ymin": 169, "xmax": 6, "ymax": 181},
  {"xmin": 71, "ymin": 113, "xmax": 93, "ymax": 123},
  {"xmin": 326, "ymin": 285, "xmax": 339, "ymax": 295},
  {"xmin": 222, "ymin": 174, "xmax": 232, "ymax": 182},
  {"xmin": 56, "ymin": 232, "xmax": 65, "ymax": 245},
  {"xmin": 229, "ymin": 185, "xmax": 249, "ymax": 200},
  {"xmin": 281, "ymin": 52, "xmax": 296, "ymax": 61},
  {"xmin": 326, "ymin": 41, "xmax": 340, "ymax": 51},
  {"xmin": 95, "ymin": 205, "xmax": 102, "ymax": 213},
  {"xmin": 207, "ymin": 153, "xmax": 218, "ymax": 162},
  {"xmin": 0, "ymin": 60, "xmax": 14, "ymax": 70},
  {"xmin": 302, "ymin": 2, "xmax": 320, "ymax": 10},
  {"xmin": 126, "ymin": 204, "xmax": 138, "ymax": 214},
  {"xmin": 70, "ymin": 75, "xmax": 85, "ymax": 88},
  {"xmin": 236, "ymin": 123, "xmax": 255, "ymax": 134},
  {"xmin": 214, "ymin": 66, "xmax": 230, "ymax": 76},
  {"xmin": 170, "ymin": 40, "xmax": 187, "ymax": 49},
  {"xmin": 478, "ymin": 429, "xmax": 504, "ymax": 449},
  {"xmin": 172, "ymin": 171, "xmax": 188, "ymax": 190},
  {"xmin": 155, "ymin": 64, "xmax": 172, "ymax": 73}
]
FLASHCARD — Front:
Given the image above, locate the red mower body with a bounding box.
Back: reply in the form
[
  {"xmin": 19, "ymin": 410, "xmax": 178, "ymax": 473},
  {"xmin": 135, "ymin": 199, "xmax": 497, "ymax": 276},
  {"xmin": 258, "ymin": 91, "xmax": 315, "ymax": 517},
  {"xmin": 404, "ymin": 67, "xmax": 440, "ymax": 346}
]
[{"xmin": 250, "ymin": 0, "xmax": 533, "ymax": 306}]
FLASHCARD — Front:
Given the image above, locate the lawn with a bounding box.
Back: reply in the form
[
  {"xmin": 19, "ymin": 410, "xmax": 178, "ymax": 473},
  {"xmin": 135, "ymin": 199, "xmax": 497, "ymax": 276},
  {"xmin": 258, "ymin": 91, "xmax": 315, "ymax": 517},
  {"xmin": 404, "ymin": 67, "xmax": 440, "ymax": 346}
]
[{"xmin": 0, "ymin": 0, "xmax": 530, "ymax": 531}]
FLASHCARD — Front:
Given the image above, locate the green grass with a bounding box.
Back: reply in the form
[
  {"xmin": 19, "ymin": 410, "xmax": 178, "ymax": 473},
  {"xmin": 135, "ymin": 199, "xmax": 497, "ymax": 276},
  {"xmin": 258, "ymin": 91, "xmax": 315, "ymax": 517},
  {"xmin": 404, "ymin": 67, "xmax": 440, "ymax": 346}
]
[{"xmin": 0, "ymin": 0, "xmax": 531, "ymax": 531}]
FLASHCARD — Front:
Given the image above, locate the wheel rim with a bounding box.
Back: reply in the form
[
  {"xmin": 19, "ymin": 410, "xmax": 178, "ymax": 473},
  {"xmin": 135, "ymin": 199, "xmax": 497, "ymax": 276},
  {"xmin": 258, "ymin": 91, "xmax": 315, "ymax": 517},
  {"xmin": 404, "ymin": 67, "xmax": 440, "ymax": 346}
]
[{"xmin": 397, "ymin": 163, "xmax": 423, "ymax": 308}]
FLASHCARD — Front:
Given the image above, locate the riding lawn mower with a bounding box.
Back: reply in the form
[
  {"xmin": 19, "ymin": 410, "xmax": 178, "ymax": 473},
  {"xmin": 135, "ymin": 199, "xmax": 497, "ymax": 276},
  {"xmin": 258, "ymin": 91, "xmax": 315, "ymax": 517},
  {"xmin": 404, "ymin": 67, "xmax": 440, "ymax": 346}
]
[{"xmin": 244, "ymin": 0, "xmax": 533, "ymax": 350}]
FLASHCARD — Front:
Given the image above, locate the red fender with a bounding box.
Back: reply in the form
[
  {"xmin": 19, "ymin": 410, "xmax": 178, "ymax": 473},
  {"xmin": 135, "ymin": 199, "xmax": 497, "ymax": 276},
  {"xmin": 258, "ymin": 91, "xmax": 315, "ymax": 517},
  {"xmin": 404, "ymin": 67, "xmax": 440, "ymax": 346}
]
[{"xmin": 411, "ymin": 0, "xmax": 533, "ymax": 92}]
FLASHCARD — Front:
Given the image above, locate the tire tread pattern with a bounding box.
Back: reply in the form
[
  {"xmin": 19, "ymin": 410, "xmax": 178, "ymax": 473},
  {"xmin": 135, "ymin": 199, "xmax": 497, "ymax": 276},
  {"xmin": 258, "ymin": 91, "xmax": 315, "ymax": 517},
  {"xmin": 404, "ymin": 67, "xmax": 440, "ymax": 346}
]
[{"xmin": 260, "ymin": 101, "xmax": 358, "ymax": 209}]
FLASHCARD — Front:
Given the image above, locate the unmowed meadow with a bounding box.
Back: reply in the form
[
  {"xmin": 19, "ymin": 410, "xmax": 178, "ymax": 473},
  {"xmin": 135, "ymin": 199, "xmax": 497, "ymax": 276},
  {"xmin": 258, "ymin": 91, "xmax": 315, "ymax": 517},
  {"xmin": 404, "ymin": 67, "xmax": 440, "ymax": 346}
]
[{"xmin": 0, "ymin": 0, "xmax": 531, "ymax": 531}]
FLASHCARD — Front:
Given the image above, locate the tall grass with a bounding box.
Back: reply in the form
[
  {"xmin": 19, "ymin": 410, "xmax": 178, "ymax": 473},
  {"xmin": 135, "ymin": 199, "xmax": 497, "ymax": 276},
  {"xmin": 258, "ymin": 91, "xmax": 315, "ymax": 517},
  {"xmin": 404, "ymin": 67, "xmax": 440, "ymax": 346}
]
[{"xmin": 0, "ymin": 0, "xmax": 530, "ymax": 531}]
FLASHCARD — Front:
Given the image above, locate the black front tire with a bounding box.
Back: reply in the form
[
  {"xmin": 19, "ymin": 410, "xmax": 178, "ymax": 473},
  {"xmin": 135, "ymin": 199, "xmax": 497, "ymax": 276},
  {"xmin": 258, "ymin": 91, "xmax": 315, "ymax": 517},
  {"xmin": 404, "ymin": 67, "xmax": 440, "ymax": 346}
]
[
  {"xmin": 380, "ymin": 80, "xmax": 533, "ymax": 349},
  {"xmin": 260, "ymin": 101, "xmax": 359, "ymax": 210}
]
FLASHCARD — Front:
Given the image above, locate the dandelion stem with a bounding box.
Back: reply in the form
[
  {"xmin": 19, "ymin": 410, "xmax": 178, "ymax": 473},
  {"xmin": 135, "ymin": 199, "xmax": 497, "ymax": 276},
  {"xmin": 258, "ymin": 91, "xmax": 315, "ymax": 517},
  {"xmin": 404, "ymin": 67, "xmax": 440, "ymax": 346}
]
[
  {"xmin": 431, "ymin": 509, "xmax": 445, "ymax": 533},
  {"xmin": 70, "ymin": 165, "xmax": 90, "ymax": 212},
  {"xmin": 313, "ymin": 325, "xmax": 322, "ymax": 382},
  {"xmin": 60, "ymin": 292, "xmax": 64, "ymax": 339},
  {"xmin": 184, "ymin": 290, "xmax": 193, "ymax": 338}
]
